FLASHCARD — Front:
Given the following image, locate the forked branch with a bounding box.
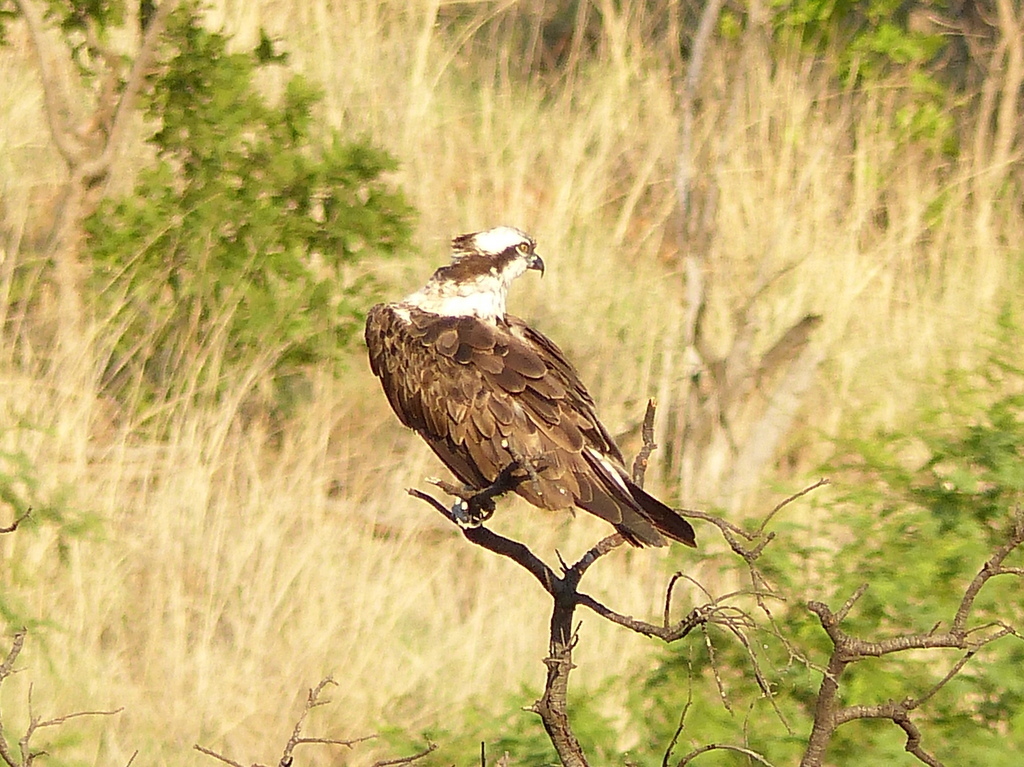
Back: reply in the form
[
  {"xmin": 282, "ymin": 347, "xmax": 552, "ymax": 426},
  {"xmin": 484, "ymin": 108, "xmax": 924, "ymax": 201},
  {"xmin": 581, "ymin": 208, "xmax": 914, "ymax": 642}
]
[
  {"xmin": 799, "ymin": 506, "xmax": 1024, "ymax": 767},
  {"xmin": 0, "ymin": 630, "xmax": 122, "ymax": 767},
  {"xmin": 409, "ymin": 402, "xmax": 779, "ymax": 766},
  {"xmin": 194, "ymin": 677, "xmax": 377, "ymax": 767}
]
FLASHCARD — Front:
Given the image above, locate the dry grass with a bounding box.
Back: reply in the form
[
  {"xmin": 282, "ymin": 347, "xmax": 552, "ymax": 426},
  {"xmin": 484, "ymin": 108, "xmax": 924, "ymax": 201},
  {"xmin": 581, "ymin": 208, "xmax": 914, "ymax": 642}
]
[{"xmin": 0, "ymin": 1, "xmax": 1022, "ymax": 764}]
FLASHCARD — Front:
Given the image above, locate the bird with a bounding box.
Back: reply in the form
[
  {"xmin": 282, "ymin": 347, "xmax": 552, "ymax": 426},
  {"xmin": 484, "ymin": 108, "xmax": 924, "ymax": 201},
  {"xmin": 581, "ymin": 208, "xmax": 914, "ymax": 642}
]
[{"xmin": 364, "ymin": 226, "xmax": 696, "ymax": 548}]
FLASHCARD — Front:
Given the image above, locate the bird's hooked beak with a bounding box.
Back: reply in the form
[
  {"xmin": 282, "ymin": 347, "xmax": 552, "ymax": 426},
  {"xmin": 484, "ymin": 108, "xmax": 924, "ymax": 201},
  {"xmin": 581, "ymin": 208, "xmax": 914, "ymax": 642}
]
[{"xmin": 528, "ymin": 253, "xmax": 545, "ymax": 277}]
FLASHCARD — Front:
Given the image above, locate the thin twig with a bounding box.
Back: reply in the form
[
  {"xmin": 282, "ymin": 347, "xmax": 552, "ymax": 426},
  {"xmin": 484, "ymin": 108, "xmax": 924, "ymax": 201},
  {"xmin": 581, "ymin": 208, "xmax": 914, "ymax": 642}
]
[
  {"xmin": 0, "ymin": 510, "xmax": 31, "ymax": 535},
  {"xmin": 371, "ymin": 742, "xmax": 438, "ymax": 767},
  {"xmin": 664, "ymin": 572, "xmax": 714, "ymax": 628},
  {"xmin": 755, "ymin": 478, "xmax": 829, "ymax": 536},
  {"xmin": 702, "ymin": 624, "xmax": 731, "ymax": 713},
  {"xmin": 676, "ymin": 742, "xmax": 779, "ymax": 767},
  {"xmin": 192, "ymin": 745, "xmax": 246, "ymax": 767},
  {"xmin": 570, "ymin": 534, "xmax": 625, "ymax": 578},
  {"xmin": 195, "ymin": 677, "xmax": 374, "ymax": 767},
  {"xmin": 0, "ymin": 630, "xmax": 25, "ymax": 682},
  {"xmin": 662, "ymin": 675, "xmax": 693, "ymax": 767},
  {"xmin": 833, "ymin": 583, "xmax": 869, "ymax": 625},
  {"xmin": 909, "ymin": 651, "xmax": 976, "ymax": 708}
]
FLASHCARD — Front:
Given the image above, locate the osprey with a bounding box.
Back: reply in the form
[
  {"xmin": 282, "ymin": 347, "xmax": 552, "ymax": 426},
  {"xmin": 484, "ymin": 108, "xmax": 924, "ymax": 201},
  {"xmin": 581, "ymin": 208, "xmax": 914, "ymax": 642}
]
[{"xmin": 365, "ymin": 226, "xmax": 696, "ymax": 548}]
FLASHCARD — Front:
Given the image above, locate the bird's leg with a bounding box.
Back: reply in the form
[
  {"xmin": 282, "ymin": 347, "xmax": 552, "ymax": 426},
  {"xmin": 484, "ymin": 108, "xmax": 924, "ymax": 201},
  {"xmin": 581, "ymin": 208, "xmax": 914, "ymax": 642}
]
[
  {"xmin": 428, "ymin": 462, "xmax": 525, "ymax": 528},
  {"xmin": 504, "ymin": 442, "xmax": 548, "ymax": 497}
]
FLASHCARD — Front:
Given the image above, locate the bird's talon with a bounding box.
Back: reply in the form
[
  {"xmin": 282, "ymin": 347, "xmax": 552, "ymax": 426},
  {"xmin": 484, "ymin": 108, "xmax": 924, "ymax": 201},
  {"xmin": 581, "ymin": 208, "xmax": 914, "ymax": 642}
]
[{"xmin": 452, "ymin": 497, "xmax": 488, "ymax": 528}]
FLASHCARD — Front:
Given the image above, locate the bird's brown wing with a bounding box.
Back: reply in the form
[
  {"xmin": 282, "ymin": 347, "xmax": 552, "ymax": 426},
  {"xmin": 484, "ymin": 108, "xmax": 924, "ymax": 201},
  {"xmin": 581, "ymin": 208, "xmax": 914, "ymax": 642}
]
[{"xmin": 365, "ymin": 304, "xmax": 678, "ymax": 546}]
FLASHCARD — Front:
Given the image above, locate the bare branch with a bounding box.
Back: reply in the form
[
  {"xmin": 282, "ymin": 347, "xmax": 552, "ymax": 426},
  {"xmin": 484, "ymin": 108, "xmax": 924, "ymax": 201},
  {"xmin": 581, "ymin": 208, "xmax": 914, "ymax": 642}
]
[
  {"xmin": 664, "ymin": 572, "xmax": 713, "ymax": 627},
  {"xmin": 370, "ymin": 742, "xmax": 438, "ymax": 767},
  {"xmin": 800, "ymin": 508, "xmax": 1024, "ymax": 766},
  {"xmin": 0, "ymin": 632, "xmax": 26, "ymax": 767},
  {"xmin": 569, "ymin": 534, "xmax": 625, "ymax": 579},
  {"xmin": 631, "ymin": 399, "xmax": 658, "ymax": 486},
  {"xmin": 192, "ymin": 745, "xmax": 247, "ymax": 767},
  {"xmin": 833, "ymin": 583, "xmax": 869, "ymax": 625},
  {"xmin": 276, "ymin": 677, "xmax": 374, "ymax": 767},
  {"xmin": 952, "ymin": 505, "xmax": 1024, "ymax": 634},
  {"xmin": 0, "ymin": 510, "xmax": 31, "ymax": 535},
  {"xmin": 755, "ymin": 478, "xmax": 830, "ymax": 536},
  {"xmin": 530, "ymin": 637, "xmax": 587, "ymax": 767},
  {"xmin": 577, "ymin": 594, "xmax": 719, "ymax": 640},
  {"xmin": 0, "ymin": 630, "xmax": 25, "ymax": 683},
  {"xmin": 408, "ymin": 487, "xmax": 560, "ymax": 595},
  {"xmin": 676, "ymin": 742, "xmax": 779, "ymax": 767},
  {"xmin": 410, "ymin": 442, "xmax": 825, "ymax": 767},
  {"xmin": 662, "ymin": 684, "xmax": 693, "ymax": 767},
  {"xmin": 196, "ymin": 677, "xmax": 374, "ymax": 767},
  {"xmin": 32, "ymin": 707, "xmax": 124, "ymax": 730},
  {"xmin": 702, "ymin": 624, "xmax": 731, "ymax": 713},
  {"xmin": 834, "ymin": 703, "xmax": 945, "ymax": 767}
]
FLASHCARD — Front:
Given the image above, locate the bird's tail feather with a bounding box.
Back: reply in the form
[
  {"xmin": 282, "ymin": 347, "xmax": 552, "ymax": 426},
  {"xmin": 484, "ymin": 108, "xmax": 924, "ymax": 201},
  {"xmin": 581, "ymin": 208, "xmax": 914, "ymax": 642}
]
[{"xmin": 627, "ymin": 481, "xmax": 697, "ymax": 548}]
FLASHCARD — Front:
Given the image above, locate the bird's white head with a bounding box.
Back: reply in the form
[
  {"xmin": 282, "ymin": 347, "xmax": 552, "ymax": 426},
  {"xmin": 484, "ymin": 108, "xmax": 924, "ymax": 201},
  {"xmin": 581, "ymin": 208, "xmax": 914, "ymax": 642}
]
[{"xmin": 404, "ymin": 226, "xmax": 544, "ymax": 321}]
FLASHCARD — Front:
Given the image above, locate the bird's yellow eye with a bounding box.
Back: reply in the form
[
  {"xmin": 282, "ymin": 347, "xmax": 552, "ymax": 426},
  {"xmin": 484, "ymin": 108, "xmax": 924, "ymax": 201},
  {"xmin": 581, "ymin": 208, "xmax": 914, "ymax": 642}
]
[{"xmin": 517, "ymin": 242, "xmax": 531, "ymax": 254}]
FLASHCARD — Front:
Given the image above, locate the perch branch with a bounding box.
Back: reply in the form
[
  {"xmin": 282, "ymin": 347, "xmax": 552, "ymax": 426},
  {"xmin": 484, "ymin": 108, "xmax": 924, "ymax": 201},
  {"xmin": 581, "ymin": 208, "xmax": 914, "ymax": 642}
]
[{"xmin": 409, "ymin": 401, "xmax": 817, "ymax": 767}]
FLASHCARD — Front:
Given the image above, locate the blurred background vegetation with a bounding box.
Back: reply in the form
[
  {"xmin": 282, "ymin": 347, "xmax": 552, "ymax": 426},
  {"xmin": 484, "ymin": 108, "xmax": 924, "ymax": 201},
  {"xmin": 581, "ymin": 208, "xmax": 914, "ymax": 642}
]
[{"xmin": 0, "ymin": 0, "xmax": 1021, "ymax": 764}]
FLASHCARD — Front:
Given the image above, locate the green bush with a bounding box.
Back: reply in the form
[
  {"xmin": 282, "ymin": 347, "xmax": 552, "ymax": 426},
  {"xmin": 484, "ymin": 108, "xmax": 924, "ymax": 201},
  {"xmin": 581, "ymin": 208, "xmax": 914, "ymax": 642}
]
[
  {"xmin": 770, "ymin": 0, "xmax": 957, "ymax": 153},
  {"xmin": 86, "ymin": 6, "xmax": 413, "ymax": 409}
]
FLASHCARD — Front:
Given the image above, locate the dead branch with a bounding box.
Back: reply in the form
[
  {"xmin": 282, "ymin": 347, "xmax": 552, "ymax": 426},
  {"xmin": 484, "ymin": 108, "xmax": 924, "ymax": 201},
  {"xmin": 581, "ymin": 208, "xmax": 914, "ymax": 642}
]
[
  {"xmin": 799, "ymin": 506, "xmax": 1024, "ymax": 767},
  {"xmin": 664, "ymin": 683, "xmax": 781, "ymax": 767},
  {"xmin": 370, "ymin": 742, "xmax": 438, "ymax": 767},
  {"xmin": 631, "ymin": 399, "xmax": 658, "ymax": 485},
  {"xmin": 531, "ymin": 636, "xmax": 587, "ymax": 767},
  {"xmin": 192, "ymin": 745, "xmax": 245, "ymax": 767},
  {"xmin": 0, "ymin": 630, "xmax": 121, "ymax": 767},
  {"xmin": 408, "ymin": 382, "xmax": 1022, "ymax": 767},
  {"xmin": 0, "ymin": 631, "xmax": 27, "ymax": 767},
  {"xmin": 194, "ymin": 677, "xmax": 375, "ymax": 767},
  {"xmin": 0, "ymin": 509, "xmax": 31, "ymax": 535},
  {"xmin": 676, "ymin": 743, "xmax": 780, "ymax": 767},
  {"xmin": 412, "ymin": 480, "xmax": 631, "ymax": 766}
]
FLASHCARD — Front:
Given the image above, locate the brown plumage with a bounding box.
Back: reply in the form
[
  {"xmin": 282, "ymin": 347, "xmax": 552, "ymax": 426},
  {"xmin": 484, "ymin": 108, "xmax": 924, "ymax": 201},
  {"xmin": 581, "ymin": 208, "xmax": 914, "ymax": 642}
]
[{"xmin": 365, "ymin": 226, "xmax": 696, "ymax": 548}]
